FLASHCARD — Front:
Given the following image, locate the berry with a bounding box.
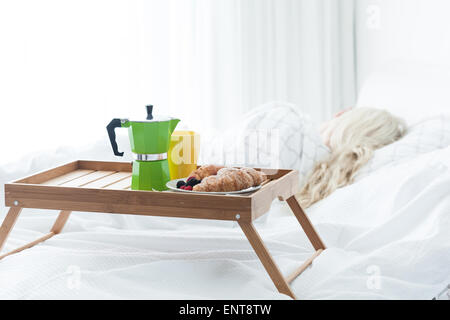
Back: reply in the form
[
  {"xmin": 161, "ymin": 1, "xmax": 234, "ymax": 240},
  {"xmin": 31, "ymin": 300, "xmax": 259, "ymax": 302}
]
[
  {"xmin": 177, "ymin": 180, "xmax": 186, "ymax": 188},
  {"xmin": 184, "ymin": 185, "xmax": 193, "ymax": 191},
  {"xmin": 186, "ymin": 176, "xmax": 196, "ymax": 182},
  {"xmin": 186, "ymin": 179, "xmax": 200, "ymax": 187}
]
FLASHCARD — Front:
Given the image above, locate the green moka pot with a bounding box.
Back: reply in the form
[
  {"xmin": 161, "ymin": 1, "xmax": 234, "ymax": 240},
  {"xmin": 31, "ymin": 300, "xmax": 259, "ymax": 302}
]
[{"xmin": 106, "ymin": 105, "xmax": 180, "ymax": 191}]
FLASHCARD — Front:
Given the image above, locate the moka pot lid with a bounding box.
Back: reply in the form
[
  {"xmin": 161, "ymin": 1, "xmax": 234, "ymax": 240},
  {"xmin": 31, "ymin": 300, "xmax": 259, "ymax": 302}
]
[{"xmin": 124, "ymin": 105, "xmax": 176, "ymax": 123}]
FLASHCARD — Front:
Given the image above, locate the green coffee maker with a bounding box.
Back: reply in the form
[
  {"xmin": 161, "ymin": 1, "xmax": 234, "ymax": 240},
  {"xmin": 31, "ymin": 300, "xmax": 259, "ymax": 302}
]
[{"xmin": 107, "ymin": 105, "xmax": 180, "ymax": 191}]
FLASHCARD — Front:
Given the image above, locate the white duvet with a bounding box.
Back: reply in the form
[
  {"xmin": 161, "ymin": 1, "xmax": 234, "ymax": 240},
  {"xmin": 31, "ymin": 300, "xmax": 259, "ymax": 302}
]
[{"xmin": 0, "ymin": 140, "xmax": 449, "ymax": 299}]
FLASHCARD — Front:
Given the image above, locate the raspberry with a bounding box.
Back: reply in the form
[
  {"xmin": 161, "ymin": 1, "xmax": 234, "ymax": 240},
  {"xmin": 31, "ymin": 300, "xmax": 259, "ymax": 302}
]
[{"xmin": 184, "ymin": 185, "xmax": 193, "ymax": 191}]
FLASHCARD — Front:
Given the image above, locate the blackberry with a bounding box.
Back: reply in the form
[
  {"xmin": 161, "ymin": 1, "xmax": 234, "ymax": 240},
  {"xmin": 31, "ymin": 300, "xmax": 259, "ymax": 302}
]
[
  {"xmin": 187, "ymin": 179, "xmax": 201, "ymax": 187},
  {"xmin": 176, "ymin": 180, "xmax": 186, "ymax": 188}
]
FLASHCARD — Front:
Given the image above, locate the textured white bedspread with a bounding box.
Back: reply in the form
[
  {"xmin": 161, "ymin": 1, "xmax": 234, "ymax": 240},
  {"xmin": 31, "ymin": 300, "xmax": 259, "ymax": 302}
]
[{"xmin": 0, "ymin": 145, "xmax": 449, "ymax": 300}]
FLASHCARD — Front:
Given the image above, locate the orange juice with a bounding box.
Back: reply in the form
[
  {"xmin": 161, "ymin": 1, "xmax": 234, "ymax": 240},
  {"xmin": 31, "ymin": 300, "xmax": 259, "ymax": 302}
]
[{"xmin": 168, "ymin": 131, "xmax": 200, "ymax": 179}]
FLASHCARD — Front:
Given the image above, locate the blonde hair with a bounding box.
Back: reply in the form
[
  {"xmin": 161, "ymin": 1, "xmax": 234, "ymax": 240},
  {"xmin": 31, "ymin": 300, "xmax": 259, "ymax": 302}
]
[{"xmin": 298, "ymin": 107, "xmax": 406, "ymax": 208}]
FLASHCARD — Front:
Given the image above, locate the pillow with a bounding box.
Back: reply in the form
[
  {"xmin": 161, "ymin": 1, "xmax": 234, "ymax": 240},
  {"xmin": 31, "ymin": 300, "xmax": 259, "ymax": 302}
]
[
  {"xmin": 200, "ymin": 101, "xmax": 330, "ymax": 181},
  {"xmin": 356, "ymin": 60, "xmax": 450, "ymax": 126},
  {"xmin": 356, "ymin": 114, "xmax": 450, "ymax": 180}
]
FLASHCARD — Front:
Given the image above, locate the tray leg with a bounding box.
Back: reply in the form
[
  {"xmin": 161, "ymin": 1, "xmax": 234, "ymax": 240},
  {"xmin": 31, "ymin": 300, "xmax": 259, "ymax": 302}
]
[
  {"xmin": 282, "ymin": 195, "xmax": 326, "ymax": 284},
  {"xmin": 0, "ymin": 208, "xmax": 72, "ymax": 261},
  {"xmin": 286, "ymin": 196, "xmax": 326, "ymax": 251},
  {"xmin": 0, "ymin": 207, "xmax": 22, "ymax": 253},
  {"xmin": 238, "ymin": 221, "xmax": 296, "ymax": 299},
  {"xmin": 51, "ymin": 210, "xmax": 72, "ymax": 234}
]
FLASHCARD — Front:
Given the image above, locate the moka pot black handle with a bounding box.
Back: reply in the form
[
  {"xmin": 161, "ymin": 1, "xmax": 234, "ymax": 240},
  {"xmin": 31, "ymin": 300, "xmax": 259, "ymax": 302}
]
[{"xmin": 106, "ymin": 118, "xmax": 124, "ymax": 157}]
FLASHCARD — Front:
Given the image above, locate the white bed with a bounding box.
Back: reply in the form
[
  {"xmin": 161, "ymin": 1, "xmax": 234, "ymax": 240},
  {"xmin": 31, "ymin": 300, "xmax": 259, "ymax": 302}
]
[{"xmin": 0, "ymin": 61, "xmax": 449, "ymax": 299}]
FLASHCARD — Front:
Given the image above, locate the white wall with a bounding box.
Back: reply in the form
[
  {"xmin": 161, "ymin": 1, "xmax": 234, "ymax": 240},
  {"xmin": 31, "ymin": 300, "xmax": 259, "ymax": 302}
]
[
  {"xmin": 355, "ymin": 0, "xmax": 450, "ymax": 90},
  {"xmin": 0, "ymin": 0, "xmax": 145, "ymax": 161}
]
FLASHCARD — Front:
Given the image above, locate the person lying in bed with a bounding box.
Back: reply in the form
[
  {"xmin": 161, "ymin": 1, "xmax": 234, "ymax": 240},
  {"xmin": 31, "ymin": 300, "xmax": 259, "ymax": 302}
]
[
  {"xmin": 204, "ymin": 103, "xmax": 405, "ymax": 208},
  {"xmin": 299, "ymin": 107, "xmax": 406, "ymax": 208}
]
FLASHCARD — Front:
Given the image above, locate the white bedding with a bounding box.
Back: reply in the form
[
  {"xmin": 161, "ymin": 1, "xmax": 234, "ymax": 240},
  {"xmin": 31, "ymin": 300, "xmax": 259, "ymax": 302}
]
[{"xmin": 0, "ymin": 141, "xmax": 449, "ymax": 299}]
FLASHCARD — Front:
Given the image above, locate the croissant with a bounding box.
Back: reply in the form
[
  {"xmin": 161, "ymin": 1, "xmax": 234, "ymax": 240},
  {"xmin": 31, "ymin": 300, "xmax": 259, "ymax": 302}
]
[
  {"xmin": 189, "ymin": 165, "xmax": 224, "ymax": 180},
  {"xmin": 240, "ymin": 167, "xmax": 267, "ymax": 186},
  {"xmin": 193, "ymin": 167, "xmax": 267, "ymax": 192}
]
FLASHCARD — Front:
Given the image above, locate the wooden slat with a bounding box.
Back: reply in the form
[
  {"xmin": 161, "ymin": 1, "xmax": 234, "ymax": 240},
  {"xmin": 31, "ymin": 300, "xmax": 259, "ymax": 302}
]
[
  {"xmin": 4, "ymin": 183, "xmax": 252, "ymax": 222},
  {"xmin": 60, "ymin": 171, "xmax": 116, "ymax": 187},
  {"xmin": 81, "ymin": 172, "xmax": 131, "ymax": 189},
  {"xmin": 78, "ymin": 160, "xmax": 132, "ymax": 172},
  {"xmin": 13, "ymin": 161, "xmax": 79, "ymax": 184},
  {"xmin": 41, "ymin": 169, "xmax": 95, "ymax": 186},
  {"xmin": 285, "ymin": 249, "xmax": 323, "ymax": 284},
  {"xmin": 104, "ymin": 176, "xmax": 132, "ymax": 190}
]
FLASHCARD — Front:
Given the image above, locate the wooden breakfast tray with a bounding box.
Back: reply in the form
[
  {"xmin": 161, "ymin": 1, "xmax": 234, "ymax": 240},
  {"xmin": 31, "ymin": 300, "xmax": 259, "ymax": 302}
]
[{"xmin": 0, "ymin": 160, "xmax": 326, "ymax": 299}]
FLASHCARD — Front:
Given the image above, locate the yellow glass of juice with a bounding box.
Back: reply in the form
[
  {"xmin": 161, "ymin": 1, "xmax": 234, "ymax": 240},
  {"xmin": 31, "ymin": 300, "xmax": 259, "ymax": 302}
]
[{"xmin": 168, "ymin": 131, "xmax": 200, "ymax": 180}]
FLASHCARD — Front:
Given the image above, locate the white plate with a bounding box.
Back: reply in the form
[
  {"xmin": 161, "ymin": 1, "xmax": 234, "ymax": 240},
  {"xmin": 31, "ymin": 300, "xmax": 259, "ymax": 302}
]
[{"xmin": 166, "ymin": 178, "xmax": 262, "ymax": 195}]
